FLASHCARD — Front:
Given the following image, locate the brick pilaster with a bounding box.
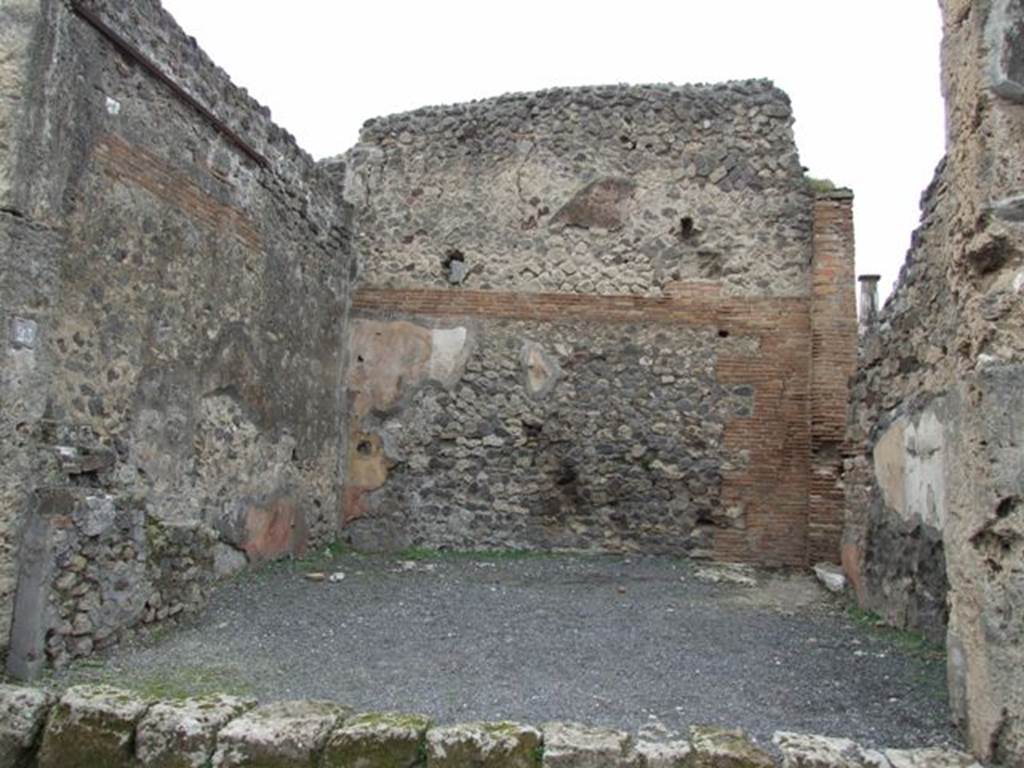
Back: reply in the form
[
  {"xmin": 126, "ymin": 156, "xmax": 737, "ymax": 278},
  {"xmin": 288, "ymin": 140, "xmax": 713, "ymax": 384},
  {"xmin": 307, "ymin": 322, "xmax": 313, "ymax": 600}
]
[{"xmin": 808, "ymin": 191, "xmax": 858, "ymax": 564}]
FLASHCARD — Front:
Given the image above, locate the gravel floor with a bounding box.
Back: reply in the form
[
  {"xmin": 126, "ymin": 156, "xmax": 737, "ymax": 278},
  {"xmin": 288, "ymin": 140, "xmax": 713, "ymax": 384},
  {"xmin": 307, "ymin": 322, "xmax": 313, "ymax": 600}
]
[{"xmin": 51, "ymin": 552, "xmax": 958, "ymax": 750}]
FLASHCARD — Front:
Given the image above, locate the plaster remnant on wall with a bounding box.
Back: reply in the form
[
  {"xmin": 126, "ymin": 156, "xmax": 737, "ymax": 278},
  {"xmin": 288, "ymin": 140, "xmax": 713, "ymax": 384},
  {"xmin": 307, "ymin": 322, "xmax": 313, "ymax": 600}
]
[
  {"xmin": 521, "ymin": 341, "xmax": 561, "ymax": 399},
  {"xmin": 349, "ymin": 320, "xmax": 473, "ymax": 417},
  {"xmin": 550, "ymin": 177, "xmax": 635, "ymax": 231},
  {"xmin": 429, "ymin": 327, "xmax": 472, "ymax": 385},
  {"xmin": 872, "ymin": 410, "xmax": 947, "ymax": 531}
]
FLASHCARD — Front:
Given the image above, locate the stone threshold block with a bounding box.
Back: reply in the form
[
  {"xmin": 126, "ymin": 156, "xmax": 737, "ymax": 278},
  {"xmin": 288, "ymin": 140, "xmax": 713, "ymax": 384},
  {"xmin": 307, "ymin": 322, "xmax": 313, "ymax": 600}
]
[
  {"xmin": 426, "ymin": 721, "xmax": 542, "ymax": 768},
  {"xmin": 633, "ymin": 737, "xmax": 692, "ymax": 768},
  {"xmin": 884, "ymin": 748, "xmax": 982, "ymax": 768},
  {"xmin": 689, "ymin": 726, "xmax": 774, "ymax": 768},
  {"xmin": 0, "ymin": 684, "xmax": 54, "ymax": 767},
  {"xmin": 136, "ymin": 693, "xmax": 257, "ymax": 768},
  {"xmin": 211, "ymin": 700, "xmax": 352, "ymax": 767},
  {"xmin": 774, "ymin": 732, "xmax": 888, "ymax": 767},
  {"xmin": 324, "ymin": 711, "xmax": 433, "ymax": 768},
  {"xmin": 37, "ymin": 684, "xmax": 152, "ymax": 768},
  {"xmin": 541, "ymin": 722, "xmax": 639, "ymax": 768}
]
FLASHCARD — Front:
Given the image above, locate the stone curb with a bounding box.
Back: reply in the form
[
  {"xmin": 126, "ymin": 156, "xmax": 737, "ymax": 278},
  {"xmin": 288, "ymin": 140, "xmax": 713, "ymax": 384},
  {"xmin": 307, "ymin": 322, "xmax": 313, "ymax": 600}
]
[{"xmin": 0, "ymin": 684, "xmax": 990, "ymax": 768}]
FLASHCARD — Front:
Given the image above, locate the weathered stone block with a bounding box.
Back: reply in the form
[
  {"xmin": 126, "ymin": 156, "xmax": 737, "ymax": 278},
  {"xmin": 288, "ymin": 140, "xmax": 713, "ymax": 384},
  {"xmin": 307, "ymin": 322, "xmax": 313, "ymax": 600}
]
[
  {"xmin": 884, "ymin": 748, "xmax": 981, "ymax": 768},
  {"xmin": 688, "ymin": 726, "xmax": 774, "ymax": 768},
  {"xmin": 551, "ymin": 177, "xmax": 635, "ymax": 231},
  {"xmin": 633, "ymin": 738, "xmax": 691, "ymax": 768},
  {"xmin": 211, "ymin": 700, "xmax": 351, "ymax": 767},
  {"xmin": 0, "ymin": 684, "xmax": 53, "ymax": 767},
  {"xmin": 426, "ymin": 721, "xmax": 541, "ymax": 768},
  {"xmin": 773, "ymin": 732, "xmax": 888, "ymax": 767},
  {"xmin": 812, "ymin": 564, "xmax": 847, "ymax": 594},
  {"xmin": 37, "ymin": 684, "xmax": 151, "ymax": 768},
  {"xmin": 323, "ymin": 711, "xmax": 432, "ymax": 768},
  {"xmin": 541, "ymin": 722, "xmax": 637, "ymax": 768},
  {"xmin": 521, "ymin": 342, "xmax": 561, "ymax": 400},
  {"xmin": 213, "ymin": 542, "xmax": 249, "ymax": 579},
  {"xmin": 135, "ymin": 693, "xmax": 256, "ymax": 768}
]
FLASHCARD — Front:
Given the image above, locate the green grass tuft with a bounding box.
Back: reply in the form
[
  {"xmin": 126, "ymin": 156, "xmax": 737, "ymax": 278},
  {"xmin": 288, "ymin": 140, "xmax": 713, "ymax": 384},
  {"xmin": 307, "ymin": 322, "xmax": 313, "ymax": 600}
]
[
  {"xmin": 846, "ymin": 605, "xmax": 945, "ymax": 659},
  {"xmin": 807, "ymin": 177, "xmax": 837, "ymax": 194}
]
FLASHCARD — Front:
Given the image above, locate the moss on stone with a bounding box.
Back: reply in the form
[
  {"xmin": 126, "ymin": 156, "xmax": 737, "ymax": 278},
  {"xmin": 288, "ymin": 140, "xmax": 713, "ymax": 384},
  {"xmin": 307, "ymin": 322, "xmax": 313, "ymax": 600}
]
[
  {"xmin": 38, "ymin": 706, "xmax": 138, "ymax": 768},
  {"xmin": 323, "ymin": 711, "xmax": 431, "ymax": 768}
]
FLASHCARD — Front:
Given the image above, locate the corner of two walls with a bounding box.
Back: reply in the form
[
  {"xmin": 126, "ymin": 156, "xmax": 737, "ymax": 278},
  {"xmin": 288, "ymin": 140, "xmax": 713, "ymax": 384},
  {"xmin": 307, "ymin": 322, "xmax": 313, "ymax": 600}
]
[
  {"xmin": 0, "ymin": 0, "xmax": 353, "ymax": 676},
  {"xmin": 1, "ymin": 0, "xmax": 861, "ymax": 683},
  {"xmin": 845, "ymin": 0, "xmax": 1024, "ymax": 761}
]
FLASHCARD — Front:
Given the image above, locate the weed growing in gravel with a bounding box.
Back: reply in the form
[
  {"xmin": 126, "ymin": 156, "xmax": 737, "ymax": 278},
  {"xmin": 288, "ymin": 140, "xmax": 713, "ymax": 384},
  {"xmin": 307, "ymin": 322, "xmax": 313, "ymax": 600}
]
[{"xmin": 847, "ymin": 605, "xmax": 945, "ymax": 660}]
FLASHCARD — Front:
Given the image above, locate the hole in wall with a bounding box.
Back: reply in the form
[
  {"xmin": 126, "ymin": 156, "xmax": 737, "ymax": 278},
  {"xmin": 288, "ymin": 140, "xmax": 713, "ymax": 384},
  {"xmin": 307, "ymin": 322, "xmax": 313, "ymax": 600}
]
[
  {"xmin": 718, "ymin": 329, "xmax": 730, "ymax": 339},
  {"xmin": 680, "ymin": 217, "xmax": 695, "ymax": 239},
  {"xmin": 996, "ymin": 497, "xmax": 1019, "ymax": 519},
  {"xmin": 356, "ymin": 440, "xmax": 373, "ymax": 456},
  {"xmin": 443, "ymin": 249, "xmax": 467, "ymax": 285}
]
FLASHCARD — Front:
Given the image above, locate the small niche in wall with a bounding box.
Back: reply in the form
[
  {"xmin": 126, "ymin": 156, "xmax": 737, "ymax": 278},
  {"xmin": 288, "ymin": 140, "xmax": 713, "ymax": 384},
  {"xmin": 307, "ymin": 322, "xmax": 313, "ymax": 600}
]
[
  {"xmin": 443, "ymin": 249, "xmax": 467, "ymax": 285},
  {"xmin": 679, "ymin": 216, "xmax": 695, "ymax": 240}
]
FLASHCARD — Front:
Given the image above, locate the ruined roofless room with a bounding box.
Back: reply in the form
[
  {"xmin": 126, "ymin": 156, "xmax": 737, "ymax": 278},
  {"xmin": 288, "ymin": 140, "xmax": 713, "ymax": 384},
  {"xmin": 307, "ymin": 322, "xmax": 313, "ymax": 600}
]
[{"xmin": 1, "ymin": 1, "xmax": 1023, "ymax": 767}]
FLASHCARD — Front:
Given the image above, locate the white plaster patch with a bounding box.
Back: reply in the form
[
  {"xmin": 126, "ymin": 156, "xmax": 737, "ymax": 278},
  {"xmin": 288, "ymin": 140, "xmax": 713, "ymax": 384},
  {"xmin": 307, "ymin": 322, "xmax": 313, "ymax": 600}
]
[
  {"xmin": 428, "ymin": 327, "xmax": 469, "ymax": 384},
  {"xmin": 873, "ymin": 410, "xmax": 947, "ymax": 530},
  {"xmin": 904, "ymin": 410, "xmax": 947, "ymax": 530}
]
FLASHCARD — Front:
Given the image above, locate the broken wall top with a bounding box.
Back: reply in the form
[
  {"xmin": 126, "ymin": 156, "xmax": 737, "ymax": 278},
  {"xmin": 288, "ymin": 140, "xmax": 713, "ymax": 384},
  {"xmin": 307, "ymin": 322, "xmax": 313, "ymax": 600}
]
[{"xmin": 347, "ymin": 80, "xmax": 817, "ymax": 297}]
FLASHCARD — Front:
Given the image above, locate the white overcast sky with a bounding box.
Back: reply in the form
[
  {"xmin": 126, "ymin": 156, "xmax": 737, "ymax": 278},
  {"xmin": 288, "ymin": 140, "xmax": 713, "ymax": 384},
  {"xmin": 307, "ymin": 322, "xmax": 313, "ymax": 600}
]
[{"xmin": 162, "ymin": 0, "xmax": 945, "ymax": 302}]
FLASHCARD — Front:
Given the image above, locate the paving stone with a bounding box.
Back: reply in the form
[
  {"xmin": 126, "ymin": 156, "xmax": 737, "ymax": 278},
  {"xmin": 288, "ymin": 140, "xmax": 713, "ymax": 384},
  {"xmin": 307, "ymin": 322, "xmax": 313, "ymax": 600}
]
[
  {"xmin": 426, "ymin": 721, "xmax": 541, "ymax": 768},
  {"xmin": 542, "ymin": 722, "xmax": 638, "ymax": 768},
  {"xmin": 323, "ymin": 711, "xmax": 432, "ymax": 768},
  {"xmin": 884, "ymin": 748, "xmax": 981, "ymax": 768},
  {"xmin": 773, "ymin": 732, "xmax": 888, "ymax": 767},
  {"xmin": 689, "ymin": 726, "xmax": 774, "ymax": 768},
  {"xmin": 37, "ymin": 684, "xmax": 151, "ymax": 768},
  {"xmin": 211, "ymin": 700, "xmax": 351, "ymax": 767},
  {"xmin": 0, "ymin": 684, "xmax": 53, "ymax": 767},
  {"xmin": 136, "ymin": 693, "xmax": 256, "ymax": 768}
]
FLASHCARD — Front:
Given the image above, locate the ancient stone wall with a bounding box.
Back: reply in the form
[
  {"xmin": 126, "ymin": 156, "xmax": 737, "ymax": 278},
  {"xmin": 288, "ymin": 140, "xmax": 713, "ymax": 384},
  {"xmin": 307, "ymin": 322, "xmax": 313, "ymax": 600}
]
[
  {"xmin": 0, "ymin": 0, "xmax": 351, "ymax": 671},
  {"xmin": 344, "ymin": 85, "xmax": 857, "ymax": 565},
  {"xmin": 0, "ymin": 682, "xmax": 982, "ymax": 768},
  {"xmin": 845, "ymin": 0, "xmax": 1024, "ymax": 761}
]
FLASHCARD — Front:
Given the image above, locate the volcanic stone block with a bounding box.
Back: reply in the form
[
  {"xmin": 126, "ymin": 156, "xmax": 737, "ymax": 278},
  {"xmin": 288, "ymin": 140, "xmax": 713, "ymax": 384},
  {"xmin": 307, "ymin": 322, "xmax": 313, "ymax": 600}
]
[
  {"xmin": 688, "ymin": 726, "xmax": 774, "ymax": 768},
  {"xmin": 135, "ymin": 694, "xmax": 256, "ymax": 768},
  {"xmin": 541, "ymin": 722, "xmax": 638, "ymax": 768},
  {"xmin": 323, "ymin": 711, "xmax": 432, "ymax": 768},
  {"xmin": 884, "ymin": 748, "xmax": 982, "ymax": 768},
  {"xmin": 773, "ymin": 732, "xmax": 888, "ymax": 767},
  {"xmin": 551, "ymin": 177, "xmax": 635, "ymax": 231},
  {"xmin": 426, "ymin": 722, "xmax": 541, "ymax": 768},
  {"xmin": 0, "ymin": 684, "xmax": 53, "ymax": 767},
  {"xmin": 211, "ymin": 700, "xmax": 351, "ymax": 767},
  {"xmin": 37, "ymin": 685, "xmax": 151, "ymax": 768},
  {"xmin": 633, "ymin": 738, "xmax": 692, "ymax": 768}
]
